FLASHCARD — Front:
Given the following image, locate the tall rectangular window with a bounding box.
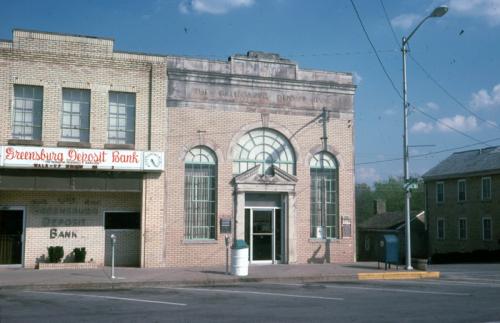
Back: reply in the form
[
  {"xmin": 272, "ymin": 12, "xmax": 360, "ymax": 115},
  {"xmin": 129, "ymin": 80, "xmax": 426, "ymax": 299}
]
[
  {"xmin": 108, "ymin": 92, "xmax": 136, "ymax": 145},
  {"xmin": 184, "ymin": 147, "xmax": 216, "ymax": 240},
  {"xmin": 458, "ymin": 218, "xmax": 467, "ymax": 240},
  {"xmin": 436, "ymin": 182, "xmax": 444, "ymax": 203},
  {"xmin": 482, "ymin": 177, "xmax": 491, "ymax": 201},
  {"xmin": 482, "ymin": 218, "xmax": 492, "ymax": 241},
  {"xmin": 437, "ymin": 218, "xmax": 445, "ymax": 240},
  {"xmin": 12, "ymin": 85, "xmax": 43, "ymax": 140},
  {"xmin": 310, "ymin": 168, "xmax": 338, "ymax": 239},
  {"xmin": 457, "ymin": 179, "xmax": 466, "ymax": 202},
  {"xmin": 61, "ymin": 88, "xmax": 90, "ymax": 142}
]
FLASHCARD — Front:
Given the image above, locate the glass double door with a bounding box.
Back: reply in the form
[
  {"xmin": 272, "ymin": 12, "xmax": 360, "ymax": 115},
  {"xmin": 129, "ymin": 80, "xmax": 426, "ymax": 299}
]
[{"xmin": 245, "ymin": 208, "xmax": 282, "ymax": 264}]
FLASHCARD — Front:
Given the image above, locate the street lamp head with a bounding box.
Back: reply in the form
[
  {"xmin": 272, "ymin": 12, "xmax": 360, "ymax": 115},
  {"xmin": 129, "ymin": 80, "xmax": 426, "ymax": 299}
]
[{"xmin": 429, "ymin": 5, "xmax": 448, "ymax": 18}]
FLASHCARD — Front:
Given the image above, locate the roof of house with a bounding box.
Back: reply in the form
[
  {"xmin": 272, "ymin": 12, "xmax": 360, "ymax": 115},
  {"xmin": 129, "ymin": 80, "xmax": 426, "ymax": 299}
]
[
  {"xmin": 423, "ymin": 146, "xmax": 500, "ymax": 180},
  {"xmin": 358, "ymin": 211, "xmax": 423, "ymax": 230}
]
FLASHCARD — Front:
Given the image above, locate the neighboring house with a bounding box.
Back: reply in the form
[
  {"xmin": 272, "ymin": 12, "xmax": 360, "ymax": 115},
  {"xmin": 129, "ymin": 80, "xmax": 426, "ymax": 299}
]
[
  {"xmin": 358, "ymin": 200, "xmax": 427, "ymax": 262},
  {"xmin": 423, "ymin": 147, "xmax": 500, "ymax": 258},
  {"xmin": 0, "ymin": 29, "xmax": 356, "ymax": 268}
]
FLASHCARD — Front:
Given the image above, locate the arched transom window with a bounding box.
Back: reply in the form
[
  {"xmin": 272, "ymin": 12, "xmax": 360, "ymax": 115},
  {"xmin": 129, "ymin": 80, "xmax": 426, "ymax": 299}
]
[
  {"xmin": 184, "ymin": 146, "xmax": 216, "ymax": 240},
  {"xmin": 233, "ymin": 128, "xmax": 295, "ymax": 175},
  {"xmin": 310, "ymin": 152, "xmax": 338, "ymax": 239}
]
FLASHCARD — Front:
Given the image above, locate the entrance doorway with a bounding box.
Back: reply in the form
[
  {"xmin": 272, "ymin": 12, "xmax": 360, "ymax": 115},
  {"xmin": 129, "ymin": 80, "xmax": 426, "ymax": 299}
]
[
  {"xmin": 245, "ymin": 208, "xmax": 282, "ymax": 264},
  {"xmin": 0, "ymin": 210, "xmax": 24, "ymax": 265}
]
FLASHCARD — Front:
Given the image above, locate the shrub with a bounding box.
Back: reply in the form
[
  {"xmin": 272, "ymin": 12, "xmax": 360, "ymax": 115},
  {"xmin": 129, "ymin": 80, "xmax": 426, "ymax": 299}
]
[
  {"xmin": 47, "ymin": 246, "xmax": 64, "ymax": 263},
  {"xmin": 73, "ymin": 247, "xmax": 86, "ymax": 263},
  {"xmin": 431, "ymin": 249, "xmax": 500, "ymax": 264}
]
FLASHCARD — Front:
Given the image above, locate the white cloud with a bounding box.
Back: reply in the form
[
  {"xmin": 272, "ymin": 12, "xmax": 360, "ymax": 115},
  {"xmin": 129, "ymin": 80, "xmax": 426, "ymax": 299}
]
[
  {"xmin": 449, "ymin": 0, "xmax": 500, "ymax": 26},
  {"xmin": 437, "ymin": 115, "xmax": 478, "ymax": 132},
  {"xmin": 353, "ymin": 71, "xmax": 363, "ymax": 85},
  {"xmin": 425, "ymin": 102, "xmax": 440, "ymax": 111},
  {"xmin": 384, "ymin": 109, "xmax": 396, "ymax": 116},
  {"xmin": 356, "ymin": 167, "xmax": 381, "ymax": 184},
  {"xmin": 179, "ymin": 0, "xmax": 255, "ymax": 15},
  {"xmin": 391, "ymin": 14, "xmax": 421, "ymax": 29},
  {"xmin": 470, "ymin": 84, "xmax": 500, "ymax": 109},
  {"xmin": 411, "ymin": 121, "xmax": 434, "ymax": 134}
]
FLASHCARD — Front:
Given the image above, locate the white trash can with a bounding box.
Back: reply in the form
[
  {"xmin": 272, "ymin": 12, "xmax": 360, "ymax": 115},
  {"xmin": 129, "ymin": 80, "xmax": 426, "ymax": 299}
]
[{"xmin": 231, "ymin": 240, "xmax": 249, "ymax": 276}]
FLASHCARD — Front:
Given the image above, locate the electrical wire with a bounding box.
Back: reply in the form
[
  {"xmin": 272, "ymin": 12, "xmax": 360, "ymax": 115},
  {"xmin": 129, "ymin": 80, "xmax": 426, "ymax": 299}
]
[
  {"xmin": 349, "ymin": 0, "xmax": 402, "ymax": 98},
  {"xmin": 409, "ymin": 53, "xmax": 500, "ymax": 130},
  {"xmin": 379, "ymin": 0, "xmax": 400, "ymax": 47},
  {"xmin": 351, "ymin": 0, "xmax": 488, "ymax": 146}
]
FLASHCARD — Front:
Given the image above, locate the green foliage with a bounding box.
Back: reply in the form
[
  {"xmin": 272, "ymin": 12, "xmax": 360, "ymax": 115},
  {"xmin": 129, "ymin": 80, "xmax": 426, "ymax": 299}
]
[
  {"xmin": 47, "ymin": 246, "xmax": 64, "ymax": 263},
  {"xmin": 356, "ymin": 176, "xmax": 425, "ymax": 225},
  {"xmin": 73, "ymin": 247, "xmax": 86, "ymax": 263}
]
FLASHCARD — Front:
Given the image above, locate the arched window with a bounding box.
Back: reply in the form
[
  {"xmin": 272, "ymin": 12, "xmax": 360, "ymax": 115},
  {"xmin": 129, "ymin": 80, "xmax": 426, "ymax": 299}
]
[
  {"xmin": 184, "ymin": 146, "xmax": 216, "ymax": 240},
  {"xmin": 310, "ymin": 152, "xmax": 338, "ymax": 239},
  {"xmin": 232, "ymin": 128, "xmax": 295, "ymax": 175}
]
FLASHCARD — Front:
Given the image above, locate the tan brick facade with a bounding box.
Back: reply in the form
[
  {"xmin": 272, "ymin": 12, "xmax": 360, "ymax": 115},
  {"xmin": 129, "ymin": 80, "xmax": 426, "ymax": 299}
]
[
  {"xmin": 0, "ymin": 30, "xmax": 166, "ymax": 268},
  {"xmin": 0, "ymin": 30, "xmax": 356, "ymax": 268}
]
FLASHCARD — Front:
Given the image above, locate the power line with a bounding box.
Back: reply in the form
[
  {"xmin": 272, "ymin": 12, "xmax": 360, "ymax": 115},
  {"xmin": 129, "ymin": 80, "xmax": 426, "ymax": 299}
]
[
  {"xmin": 356, "ymin": 136, "xmax": 500, "ymax": 166},
  {"xmin": 350, "ymin": 0, "xmax": 489, "ymax": 146},
  {"xmin": 411, "ymin": 104, "xmax": 484, "ymax": 143},
  {"xmin": 349, "ymin": 0, "xmax": 402, "ymax": 98},
  {"xmin": 409, "ymin": 54, "xmax": 500, "ymax": 130},
  {"xmin": 379, "ymin": 0, "xmax": 400, "ymax": 47}
]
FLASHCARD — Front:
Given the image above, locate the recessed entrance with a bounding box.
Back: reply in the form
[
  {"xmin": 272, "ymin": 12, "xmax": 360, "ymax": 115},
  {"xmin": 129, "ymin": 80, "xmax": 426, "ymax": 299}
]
[
  {"xmin": 0, "ymin": 210, "xmax": 24, "ymax": 266},
  {"xmin": 245, "ymin": 207, "xmax": 282, "ymax": 264}
]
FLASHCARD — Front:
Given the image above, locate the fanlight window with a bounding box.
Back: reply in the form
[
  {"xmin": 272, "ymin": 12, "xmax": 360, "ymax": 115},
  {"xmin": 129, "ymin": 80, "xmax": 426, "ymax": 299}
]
[{"xmin": 233, "ymin": 128, "xmax": 295, "ymax": 175}]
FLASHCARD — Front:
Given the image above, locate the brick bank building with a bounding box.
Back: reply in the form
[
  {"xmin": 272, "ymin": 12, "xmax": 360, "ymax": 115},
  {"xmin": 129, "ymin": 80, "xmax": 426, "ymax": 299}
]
[{"xmin": 0, "ymin": 30, "xmax": 356, "ymax": 268}]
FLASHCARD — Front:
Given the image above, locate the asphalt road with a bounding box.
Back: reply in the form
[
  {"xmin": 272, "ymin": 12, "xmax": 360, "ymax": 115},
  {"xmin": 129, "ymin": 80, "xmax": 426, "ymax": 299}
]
[{"xmin": 1, "ymin": 266, "xmax": 500, "ymax": 323}]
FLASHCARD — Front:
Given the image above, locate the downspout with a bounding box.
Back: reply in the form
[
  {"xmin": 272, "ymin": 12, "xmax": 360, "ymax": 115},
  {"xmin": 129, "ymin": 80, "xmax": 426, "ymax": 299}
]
[{"xmin": 142, "ymin": 64, "xmax": 154, "ymax": 267}]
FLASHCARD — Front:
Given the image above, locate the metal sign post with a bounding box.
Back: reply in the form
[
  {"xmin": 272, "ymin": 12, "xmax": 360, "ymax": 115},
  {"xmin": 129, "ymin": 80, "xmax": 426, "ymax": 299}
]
[{"xmin": 110, "ymin": 234, "xmax": 116, "ymax": 279}]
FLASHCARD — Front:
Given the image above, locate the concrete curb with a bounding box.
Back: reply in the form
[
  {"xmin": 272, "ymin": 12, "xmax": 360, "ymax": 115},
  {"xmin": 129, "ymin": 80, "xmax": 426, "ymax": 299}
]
[
  {"xmin": 358, "ymin": 271, "xmax": 440, "ymax": 280},
  {"xmin": 0, "ymin": 271, "xmax": 441, "ymax": 291}
]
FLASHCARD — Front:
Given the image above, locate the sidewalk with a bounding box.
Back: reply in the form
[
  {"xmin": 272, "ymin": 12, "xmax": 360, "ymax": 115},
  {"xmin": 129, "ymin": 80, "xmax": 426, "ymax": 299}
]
[{"xmin": 0, "ymin": 262, "xmax": 439, "ymax": 291}]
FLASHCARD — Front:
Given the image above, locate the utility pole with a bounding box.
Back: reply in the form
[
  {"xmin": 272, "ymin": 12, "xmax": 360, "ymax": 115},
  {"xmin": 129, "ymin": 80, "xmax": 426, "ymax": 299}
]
[
  {"xmin": 320, "ymin": 107, "xmax": 328, "ymax": 240},
  {"xmin": 401, "ymin": 5, "xmax": 448, "ymax": 270}
]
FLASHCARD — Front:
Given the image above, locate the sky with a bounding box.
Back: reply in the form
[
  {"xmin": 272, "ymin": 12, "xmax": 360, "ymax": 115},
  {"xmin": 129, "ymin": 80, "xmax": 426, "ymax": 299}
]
[{"xmin": 1, "ymin": 0, "xmax": 499, "ymax": 185}]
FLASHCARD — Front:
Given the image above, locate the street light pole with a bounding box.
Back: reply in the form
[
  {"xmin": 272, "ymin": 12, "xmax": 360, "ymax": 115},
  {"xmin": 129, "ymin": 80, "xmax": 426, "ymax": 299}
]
[{"xmin": 402, "ymin": 5, "xmax": 448, "ymax": 270}]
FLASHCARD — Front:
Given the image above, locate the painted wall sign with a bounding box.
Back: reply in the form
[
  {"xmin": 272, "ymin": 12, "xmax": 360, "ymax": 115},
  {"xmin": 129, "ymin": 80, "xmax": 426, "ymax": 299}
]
[
  {"xmin": 49, "ymin": 228, "xmax": 78, "ymax": 239},
  {"xmin": 0, "ymin": 146, "xmax": 164, "ymax": 172}
]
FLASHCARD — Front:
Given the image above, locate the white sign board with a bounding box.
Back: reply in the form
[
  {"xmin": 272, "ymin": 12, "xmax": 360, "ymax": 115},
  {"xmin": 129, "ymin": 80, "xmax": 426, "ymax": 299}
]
[{"xmin": 0, "ymin": 146, "xmax": 164, "ymax": 172}]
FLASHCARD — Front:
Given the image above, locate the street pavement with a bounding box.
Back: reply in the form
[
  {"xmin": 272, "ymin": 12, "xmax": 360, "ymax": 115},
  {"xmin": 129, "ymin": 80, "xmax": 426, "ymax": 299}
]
[{"xmin": 1, "ymin": 265, "xmax": 500, "ymax": 322}]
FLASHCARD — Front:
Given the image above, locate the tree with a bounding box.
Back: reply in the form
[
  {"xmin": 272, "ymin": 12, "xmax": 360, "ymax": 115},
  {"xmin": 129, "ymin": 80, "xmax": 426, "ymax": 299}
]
[{"xmin": 356, "ymin": 176, "xmax": 425, "ymax": 225}]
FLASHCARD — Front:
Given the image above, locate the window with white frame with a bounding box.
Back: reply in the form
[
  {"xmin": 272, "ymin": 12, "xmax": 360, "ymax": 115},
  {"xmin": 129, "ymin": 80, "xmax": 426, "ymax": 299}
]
[
  {"xmin": 482, "ymin": 177, "xmax": 491, "ymax": 201},
  {"xmin": 184, "ymin": 146, "xmax": 216, "ymax": 240},
  {"xmin": 482, "ymin": 217, "xmax": 492, "ymax": 241},
  {"xmin": 108, "ymin": 92, "xmax": 136, "ymax": 145},
  {"xmin": 458, "ymin": 218, "xmax": 467, "ymax": 240},
  {"xmin": 61, "ymin": 88, "xmax": 90, "ymax": 142},
  {"xmin": 457, "ymin": 179, "xmax": 466, "ymax": 202},
  {"xmin": 232, "ymin": 128, "xmax": 295, "ymax": 175},
  {"xmin": 437, "ymin": 218, "xmax": 445, "ymax": 240},
  {"xmin": 310, "ymin": 152, "xmax": 338, "ymax": 239},
  {"xmin": 12, "ymin": 85, "xmax": 43, "ymax": 140},
  {"xmin": 436, "ymin": 182, "xmax": 444, "ymax": 203}
]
